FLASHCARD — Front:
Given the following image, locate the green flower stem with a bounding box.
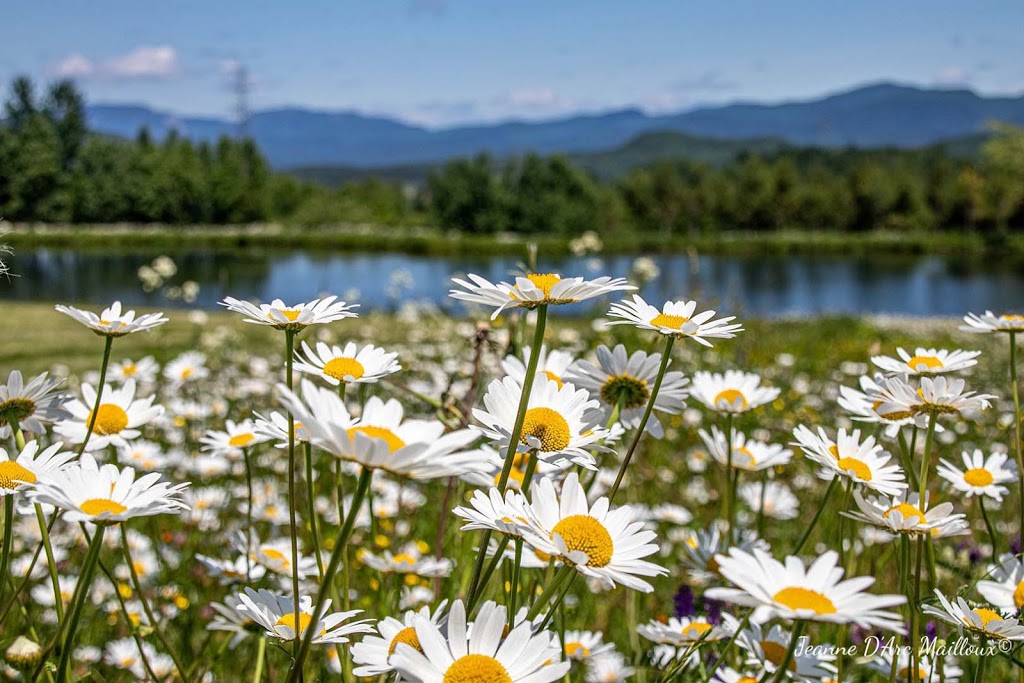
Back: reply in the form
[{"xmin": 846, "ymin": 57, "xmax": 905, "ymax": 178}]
[
  {"xmin": 1010, "ymin": 332, "xmax": 1024, "ymax": 546},
  {"xmin": 283, "ymin": 329, "xmax": 301, "ymax": 659},
  {"xmin": 974, "ymin": 638, "xmax": 988, "ymax": 683},
  {"xmin": 0, "ymin": 509, "xmax": 56, "ymax": 626},
  {"xmin": 94, "ymin": 553, "xmax": 162, "ymax": 683},
  {"xmin": 0, "ymin": 496, "xmax": 12, "ymax": 601},
  {"xmin": 35, "ymin": 503, "xmax": 63, "ymax": 622},
  {"xmin": 467, "ymin": 305, "xmax": 548, "ymax": 604},
  {"xmin": 608, "ymin": 334, "xmax": 675, "ymax": 503},
  {"xmin": 287, "ymin": 466, "xmax": 372, "ymax": 683},
  {"xmin": 509, "ymin": 539, "xmax": 523, "ymax": 616},
  {"xmin": 243, "ymin": 446, "xmax": 254, "ymax": 581},
  {"xmin": 535, "ymin": 572, "xmax": 578, "ymax": 633},
  {"xmin": 526, "ymin": 564, "xmax": 574, "ymax": 622},
  {"xmin": 76, "ymin": 334, "xmax": 114, "ymax": 456},
  {"xmin": 54, "ymin": 524, "xmax": 106, "ymax": 683},
  {"xmin": 120, "ymin": 523, "xmax": 190, "ymax": 683},
  {"xmin": 756, "ymin": 470, "xmax": 768, "ymax": 539},
  {"xmin": 979, "ymin": 495, "xmax": 999, "ymax": 558},
  {"xmin": 838, "ymin": 478, "xmax": 853, "ymax": 570},
  {"xmin": 252, "ymin": 637, "xmax": 266, "ymax": 683},
  {"xmin": 304, "ymin": 441, "xmax": 325, "ymax": 580},
  {"xmin": 701, "ymin": 611, "xmax": 752, "ymax": 683},
  {"xmin": 769, "ymin": 620, "xmax": 805, "ymax": 683},
  {"xmin": 723, "ymin": 412, "xmax": 735, "ymax": 542},
  {"xmin": 792, "ymin": 477, "xmax": 839, "ymax": 555},
  {"xmin": 918, "ymin": 412, "xmax": 939, "ymax": 506}
]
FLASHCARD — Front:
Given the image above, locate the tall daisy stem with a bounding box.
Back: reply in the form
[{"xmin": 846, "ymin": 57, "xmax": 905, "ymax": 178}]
[
  {"xmin": 535, "ymin": 571, "xmax": 578, "ymax": 632},
  {"xmin": 119, "ymin": 524, "xmax": 190, "ymax": 683},
  {"xmin": 468, "ymin": 305, "xmax": 548, "ymax": 604},
  {"xmin": 76, "ymin": 335, "xmax": 114, "ymax": 456},
  {"xmin": 918, "ymin": 413, "xmax": 938, "ymax": 505},
  {"xmin": 283, "ymin": 328, "xmax": 300, "ymax": 658},
  {"xmin": 54, "ymin": 524, "xmax": 105, "ymax": 683},
  {"xmin": 35, "ymin": 503, "xmax": 63, "ymax": 622},
  {"xmin": 526, "ymin": 564, "xmax": 574, "ymax": 621},
  {"xmin": 608, "ymin": 335, "xmax": 675, "ymax": 503},
  {"xmin": 304, "ymin": 442, "xmax": 325, "ymax": 579},
  {"xmin": 287, "ymin": 466, "xmax": 372, "ymax": 683},
  {"xmin": 243, "ymin": 446, "xmax": 254, "ymax": 581},
  {"xmin": 1010, "ymin": 332, "xmax": 1024, "ymax": 546},
  {"xmin": 0, "ymin": 496, "xmax": 12, "ymax": 600},
  {"xmin": 979, "ymin": 496, "xmax": 999, "ymax": 558},
  {"xmin": 792, "ymin": 477, "xmax": 838, "ymax": 554},
  {"xmin": 252, "ymin": 637, "xmax": 266, "ymax": 683},
  {"xmin": 770, "ymin": 620, "xmax": 805, "ymax": 683}
]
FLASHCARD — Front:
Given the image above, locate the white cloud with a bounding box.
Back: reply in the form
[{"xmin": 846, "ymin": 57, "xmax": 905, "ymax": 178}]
[
  {"xmin": 935, "ymin": 65, "xmax": 971, "ymax": 86},
  {"xmin": 50, "ymin": 45, "xmax": 180, "ymax": 81}
]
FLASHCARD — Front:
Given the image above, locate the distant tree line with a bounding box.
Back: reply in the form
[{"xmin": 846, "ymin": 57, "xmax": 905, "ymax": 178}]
[{"xmin": 2, "ymin": 76, "xmax": 1023, "ymax": 236}]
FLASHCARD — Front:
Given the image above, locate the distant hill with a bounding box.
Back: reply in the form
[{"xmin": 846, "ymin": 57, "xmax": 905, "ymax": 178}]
[{"xmin": 86, "ymin": 82, "xmax": 1024, "ymax": 169}]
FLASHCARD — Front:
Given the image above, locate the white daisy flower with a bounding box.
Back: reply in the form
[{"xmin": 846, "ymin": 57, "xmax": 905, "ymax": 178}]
[
  {"xmin": 55, "ymin": 301, "xmax": 168, "ymax": 337},
  {"xmin": 585, "ymin": 651, "xmax": 635, "ymax": 683},
  {"xmin": 474, "ymin": 376, "xmax": 607, "ymax": 470},
  {"xmin": 690, "ymin": 371, "xmax": 780, "ymax": 414},
  {"xmin": 738, "ymin": 481, "xmax": 799, "ymax": 520},
  {"xmin": 351, "ymin": 602, "xmax": 448, "ymax": 677},
  {"xmin": 679, "ymin": 524, "xmax": 768, "ymax": 584},
  {"xmin": 711, "ymin": 668, "xmax": 764, "ymax": 683},
  {"xmin": 390, "ymin": 599, "xmax": 570, "ymax": 682},
  {"xmin": 108, "ymin": 356, "xmax": 159, "ymax": 385},
  {"xmin": 207, "ymin": 596, "xmax": 255, "ymax": 649},
  {"xmin": 359, "ymin": 543, "xmax": 453, "ymax": 577},
  {"xmin": 294, "ymin": 340, "xmax": 400, "ymax": 386},
  {"xmin": 791, "ymin": 426, "xmax": 907, "ymax": 497},
  {"xmin": 844, "ymin": 491, "xmax": 969, "ymax": 538},
  {"xmin": 866, "ymin": 652, "xmax": 962, "ymax": 683},
  {"xmin": 937, "ymin": 449, "xmax": 1016, "ymax": 501},
  {"xmin": 502, "ymin": 345, "xmax": 576, "ymax": 388},
  {"xmin": 705, "ymin": 548, "xmax": 906, "ymax": 632},
  {"xmin": 607, "ymin": 295, "xmax": 742, "ymax": 346},
  {"xmin": 452, "ymin": 487, "xmax": 532, "ymax": 538},
  {"xmin": 872, "ymin": 347, "xmax": 980, "ymax": 376},
  {"xmin": 450, "ymin": 272, "xmax": 634, "ymax": 319},
  {"xmin": 649, "ymin": 503, "xmax": 693, "ymax": 526},
  {"xmin": 0, "ymin": 370, "xmax": 70, "ymax": 439},
  {"xmin": 117, "ymin": 440, "xmax": 167, "ymax": 472},
  {"xmin": 219, "ymin": 295, "xmax": 357, "ymax": 330},
  {"xmin": 699, "ymin": 426, "xmax": 793, "ymax": 472},
  {"xmin": 234, "ymin": 587, "xmax": 372, "ymax": 644},
  {"xmin": 55, "ymin": 380, "xmax": 164, "ymax": 451},
  {"xmin": 837, "ymin": 373, "xmax": 938, "ymax": 436},
  {"xmin": 0, "ymin": 440, "xmax": 77, "ymax": 497},
  {"xmin": 961, "ymin": 311, "xmax": 1024, "ymax": 334},
  {"xmin": 28, "ymin": 453, "xmax": 189, "ymax": 524},
  {"xmin": 253, "ymin": 410, "xmax": 313, "ymax": 448},
  {"xmin": 163, "ymin": 351, "xmax": 209, "ymax": 386},
  {"xmin": 564, "ymin": 344, "xmax": 689, "ymax": 437},
  {"xmin": 637, "ymin": 614, "xmax": 736, "ymax": 646},
  {"xmin": 871, "ymin": 375, "xmax": 994, "ymax": 419},
  {"xmin": 196, "ymin": 554, "xmax": 267, "ymax": 584},
  {"xmin": 279, "ymin": 380, "xmax": 483, "ymax": 480},
  {"xmin": 518, "ymin": 472, "xmax": 667, "ymax": 592},
  {"xmin": 556, "ymin": 630, "xmax": 614, "ymax": 661},
  {"xmin": 736, "ymin": 621, "xmax": 837, "ymax": 681},
  {"xmin": 231, "ymin": 532, "xmax": 319, "ymax": 579},
  {"xmin": 923, "ymin": 589, "xmax": 1024, "ymax": 641},
  {"xmin": 200, "ymin": 419, "xmax": 269, "ymax": 459},
  {"xmin": 977, "ymin": 554, "xmax": 1024, "ymax": 613}
]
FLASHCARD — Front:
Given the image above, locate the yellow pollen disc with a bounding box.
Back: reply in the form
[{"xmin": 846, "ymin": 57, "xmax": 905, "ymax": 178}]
[
  {"xmin": 836, "ymin": 456, "xmax": 873, "ymax": 481},
  {"xmin": 123, "ymin": 363, "xmax": 137, "ymax": 376},
  {"xmin": 181, "ymin": 368, "xmax": 193, "ymax": 379},
  {"xmin": 260, "ymin": 547, "xmax": 288, "ymax": 563},
  {"xmin": 1001, "ymin": 314, "xmax": 1024, "ymax": 322},
  {"xmin": 0, "ymin": 461, "xmax": 36, "ymax": 490},
  {"xmin": 551, "ymin": 515, "xmax": 614, "ymax": 567},
  {"xmin": 713, "ymin": 388, "xmax": 748, "ymax": 410},
  {"xmin": 389, "ymin": 626, "xmax": 423, "ymax": 655},
  {"xmin": 907, "ymin": 355, "xmax": 943, "ymax": 371},
  {"xmin": 275, "ymin": 612, "xmax": 324, "ymax": 636},
  {"xmin": 278, "ymin": 309, "xmax": 301, "ymax": 321},
  {"xmin": 324, "ymin": 357, "xmax": 366, "ymax": 381},
  {"xmin": 526, "ymin": 273, "xmax": 561, "ymax": 297},
  {"xmin": 229, "ymin": 433, "xmax": 256, "ymax": 448},
  {"xmin": 732, "ymin": 446, "xmax": 756, "ymax": 468},
  {"xmin": 964, "ymin": 468, "xmax": 994, "ymax": 487},
  {"xmin": 80, "ymin": 498, "xmax": 127, "ymax": 516},
  {"xmin": 443, "ymin": 654, "xmax": 512, "ymax": 683},
  {"xmin": 534, "ymin": 548, "xmax": 552, "ymax": 562},
  {"xmin": 897, "ymin": 667, "xmax": 928, "ymax": 680},
  {"xmin": 600, "ymin": 374, "xmax": 650, "ymax": 410},
  {"xmin": 682, "ymin": 622, "xmax": 712, "ymax": 640},
  {"xmin": 738, "ymin": 678, "xmax": 760, "ymax": 683},
  {"xmin": 706, "ymin": 555, "xmax": 720, "ymax": 574},
  {"xmin": 827, "ymin": 444, "xmax": 840, "ymax": 459},
  {"xmin": 970, "ymin": 608, "xmax": 1002, "ymax": 628},
  {"xmin": 87, "ymin": 403, "xmax": 129, "ymax": 436},
  {"xmin": 761, "ymin": 641, "xmax": 797, "ymax": 670},
  {"xmin": 650, "ymin": 313, "xmax": 690, "ymax": 330},
  {"xmin": 520, "ymin": 407, "xmax": 571, "ymax": 452},
  {"xmin": 565, "ymin": 641, "xmax": 590, "ymax": 657},
  {"xmin": 883, "ymin": 503, "xmax": 926, "ymax": 522},
  {"xmin": 542, "ymin": 370, "xmax": 563, "ymax": 388},
  {"xmin": 392, "ymin": 553, "xmax": 417, "ymax": 565},
  {"xmin": 348, "ymin": 426, "xmax": 405, "ymax": 453},
  {"xmin": 772, "ymin": 587, "xmax": 837, "ymax": 614},
  {"xmin": 1014, "ymin": 581, "xmax": 1024, "ymax": 610},
  {"xmin": 496, "ymin": 466, "xmax": 527, "ymax": 489}
]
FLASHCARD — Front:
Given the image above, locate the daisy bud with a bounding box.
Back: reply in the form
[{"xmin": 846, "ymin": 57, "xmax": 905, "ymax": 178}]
[{"xmin": 5, "ymin": 636, "xmax": 42, "ymax": 671}]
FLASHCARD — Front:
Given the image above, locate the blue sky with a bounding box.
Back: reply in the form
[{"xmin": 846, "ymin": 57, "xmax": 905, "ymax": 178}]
[{"xmin": 3, "ymin": 0, "xmax": 1022, "ymax": 128}]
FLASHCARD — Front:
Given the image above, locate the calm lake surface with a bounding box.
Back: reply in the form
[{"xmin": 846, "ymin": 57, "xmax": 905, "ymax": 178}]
[{"xmin": 3, "ymin": 247, "xmax": 1022, "ymax": 318}]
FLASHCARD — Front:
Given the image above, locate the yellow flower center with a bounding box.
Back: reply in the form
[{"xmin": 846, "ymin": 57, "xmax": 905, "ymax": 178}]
[
  {"xmin": 897, "ymin": 667, "xmax": 927, "ymax": 680},
  {"xmin": 1001, "ymin": 314, "xmax": 1024, "ymax": 322},
  {"xmin": 883, "ymin": 503, "xmax": 926, "ymax": 523},
  {"xmin": 836, "ymin": 457, "xmax": 873, "ymax": 481},
  {"xmin": 906, "ymin": 355, "xmax": 943, "ymax": 371},
  {"xmin": 600, "ymin": 374, "xmax": 650, "ymax": 410},
  {"xmin": 229, "ymin": 433, "xmax": 256, "ymax": 448},
  {"xmin": 713, "ymin": 389, "xmax": 748, "ymax": 410},
  {"xmin": 279, "ymin": 310, "xmax": 301, "ymax": 321},
  {"xmin": 772, "ymin": 587, "xmax": 837, "ymax": 614},
  {"xmin": 392, "ymin": 553, "xmax": 417, "ymax": 565},
  {"xmin": 542, "ymin": 371, "xmax": 563, "ymax": 388},
  {"xmin": 525, "ymin": 273, "xmax": 561, "ymax": 297},
  {"xmin": 827, "ymin": 444, "xmax": 840, "ymax": 459},
  {"xmin": 0, "ymin": 461, "xmax": 36, "ymax": 490},
  {"xmin": 731, "ymin": 445, "xmax": 756, "ymax": 468},
  {"xmin": 564, "ymin": 641, "xmax": 591, "ymax": 658},
  {"xmin": 181, "ymin": 368, "xmax": 193, "ymax": 379},
  {"xmin": 738, "ymin": 678, "xmax": 760, "ymax": 683},
  {"xmin": 389, "ymin": 626, "xmax": 423, "ymax": 655},
  {"xmin": 534, "ymin": 548, "xmax": 552, "ymax": 562},
  {"xmin": 87, "ymin": 404, "xmax": 129, "ymax": 436},
  {"xmin": 964, "ymin": 468, "xmax": 994, "ymax": 487},
  {"xmin": 275, "ymin": 612, "xmax": 324, "ymax": 637},
  {"xmin": 970, "ymin": 608, "xmax": 1003, "ymax": 628},
  {"xmin": 520, "ymin": 407, "xmax": 571, "ymax": 452},
  {"xmin": 348, "ymin": 426, "xmax": 406, "ymax": 453},
  {"xmin": 123, "ymin": 363, "xmax": 138, "ymax": 376},
  {"xmin": 1014, "ymin": 581, "xmax": 1024, "ymax": 610},
  {"xmin": 761, "ymin": 641, "xmax": 797, "ymax": 671},
  {"xmin": 551, "ymin": 515, "xmax": 614, "ymax": 567},
  {"xmin": 80, "ymin": 498, "xmax": 128, "ymax": 517},
  {"xmin": 681, "ymin": 622, "xmax": 712, "ymax": 640},
  {"xmin": 443, "ymin": 654, "xmax": 512, "ymax": 683},
  {"xmin": 650, "ymin": 313, "xmax": 689, "ymax": 330},
  {"xmin": 259, "ymin": 547, "xmax": 290, "ymax": 568},
  {"xmin": 323, "ymin": 357, "xmax": 366, "ymax": 382}
]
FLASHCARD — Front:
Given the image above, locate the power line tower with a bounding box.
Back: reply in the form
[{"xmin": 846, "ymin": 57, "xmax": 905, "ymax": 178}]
[{"xmin": 234, "ymin": 64, "xmax": 250, "ymax": 139}]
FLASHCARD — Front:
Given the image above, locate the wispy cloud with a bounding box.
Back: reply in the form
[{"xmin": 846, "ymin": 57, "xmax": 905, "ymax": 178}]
[
  {"xmin": 935, "ymin": 65, "xmax": 972, "ymax": 86},
  {"xmin": 51, "ymin": 45, "xmax": 181, "ymax": 81}
]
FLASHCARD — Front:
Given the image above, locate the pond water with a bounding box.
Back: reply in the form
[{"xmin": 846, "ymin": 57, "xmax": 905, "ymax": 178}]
[{"xmin": 2, "ymin": 247, "xmax": 1021, "ymax": 318}]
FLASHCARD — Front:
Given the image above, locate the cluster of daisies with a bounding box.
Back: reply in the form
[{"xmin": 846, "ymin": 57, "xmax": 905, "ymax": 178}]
[{"xmin": 1, "ymin": 274, "xmax": 1024, "ymax": 682}]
